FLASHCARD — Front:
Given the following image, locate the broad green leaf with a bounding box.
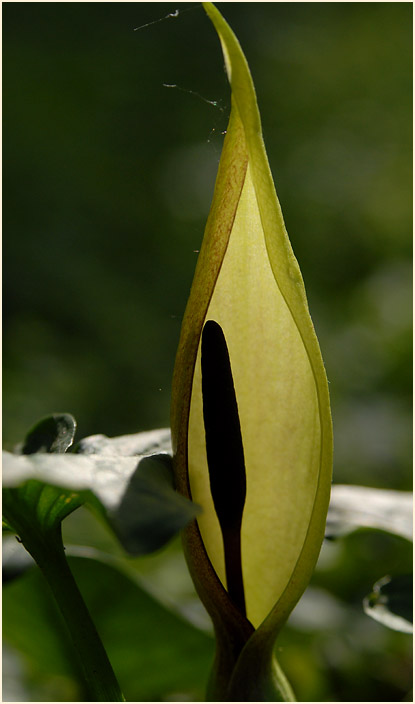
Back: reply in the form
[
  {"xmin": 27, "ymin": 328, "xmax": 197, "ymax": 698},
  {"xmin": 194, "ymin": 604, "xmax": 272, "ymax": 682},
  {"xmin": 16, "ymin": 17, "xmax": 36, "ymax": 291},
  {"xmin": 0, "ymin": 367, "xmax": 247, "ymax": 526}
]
[
  {"xmin": 326, "ymin": 485, "xmax": 413, "ymax": 541},
  {"xmin": 3, "ymin": 479, "xmax": 83, "ymax": 545},
  {"xmin": 171, "ymin": 0, "xmax": 332, "ymax": 640},
  {"xmin": 363, "ymin": 575, "xmax": 413, "ymax": 634},
  {"xmin": 3, "ymin": 556, "xmax": 214, "ymax": 702}
]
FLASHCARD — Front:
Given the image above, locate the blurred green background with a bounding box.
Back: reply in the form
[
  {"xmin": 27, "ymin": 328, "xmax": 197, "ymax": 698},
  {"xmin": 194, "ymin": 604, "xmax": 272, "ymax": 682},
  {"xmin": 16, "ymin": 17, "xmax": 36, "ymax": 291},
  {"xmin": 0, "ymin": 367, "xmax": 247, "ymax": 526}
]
[{"xmin": 3, "ymin": 2, "xmax": 412, "ymax": 702}]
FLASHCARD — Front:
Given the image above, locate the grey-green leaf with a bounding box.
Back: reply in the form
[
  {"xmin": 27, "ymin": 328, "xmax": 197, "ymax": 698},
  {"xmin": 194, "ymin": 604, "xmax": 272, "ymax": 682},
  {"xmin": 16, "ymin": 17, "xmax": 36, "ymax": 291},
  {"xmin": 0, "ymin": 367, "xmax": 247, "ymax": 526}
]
[
  {"xmin": 3, "ymin": 429, "xmax": 199, "ymax": 555},
  {"xmin": 21, "ymin": 413, "xmax": 77, "ymax": 454},
  {"xmin": 75, "ymin": 427, "xmax": 172, "ymax": 457},
  {"xmin": 363, "ymin": 574, "xmax": 413, "ymax": 634},
  {"xmin": 326, "ymin": 485, "xmax": 413, "ymax": 541},
  {"xmin": 3, "ymin": 413, "xmax": 81, "ymax": 543}
]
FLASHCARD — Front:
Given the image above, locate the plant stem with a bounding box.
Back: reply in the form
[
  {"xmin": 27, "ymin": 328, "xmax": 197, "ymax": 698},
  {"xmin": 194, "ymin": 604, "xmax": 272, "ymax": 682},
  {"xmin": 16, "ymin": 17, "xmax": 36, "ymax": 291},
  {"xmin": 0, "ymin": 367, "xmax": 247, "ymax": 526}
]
[
  {"xmin": 225, "ymin": 627, "xmax": 296, "ymax": 702},
  {"xmin": 28, "ymin": 528, "xmax": 125, "ymax": 702}
]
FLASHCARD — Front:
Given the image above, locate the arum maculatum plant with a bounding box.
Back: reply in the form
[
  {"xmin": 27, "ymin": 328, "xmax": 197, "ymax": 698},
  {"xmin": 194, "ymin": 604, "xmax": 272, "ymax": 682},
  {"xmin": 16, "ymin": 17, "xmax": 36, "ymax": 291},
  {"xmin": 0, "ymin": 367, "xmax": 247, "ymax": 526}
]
[{"xmin": 171, "ymin": 4, "xmax": 333, "ymax": 701}]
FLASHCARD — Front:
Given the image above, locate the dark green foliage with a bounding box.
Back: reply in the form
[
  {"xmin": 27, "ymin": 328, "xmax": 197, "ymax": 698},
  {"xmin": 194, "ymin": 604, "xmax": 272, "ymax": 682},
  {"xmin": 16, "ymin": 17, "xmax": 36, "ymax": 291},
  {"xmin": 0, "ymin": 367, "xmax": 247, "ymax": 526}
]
[{"xmin": 4, "ymin": 556, "xmax": 214, "ymax": 702}]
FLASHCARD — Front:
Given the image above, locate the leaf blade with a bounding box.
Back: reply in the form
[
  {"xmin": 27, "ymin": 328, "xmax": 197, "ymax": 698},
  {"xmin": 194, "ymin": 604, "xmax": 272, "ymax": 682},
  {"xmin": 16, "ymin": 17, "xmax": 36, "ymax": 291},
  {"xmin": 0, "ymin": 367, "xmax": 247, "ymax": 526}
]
[
  {"xmin": 326, "ymin": 484, "xmax": 413, "ymax": 541},
  {"xmin": 364, "ymin": 575, "xmax": 413, "ymax": 634},
  {"xmin": 3, "ymin": 434, "xmax": 200, "ymax": 556}
]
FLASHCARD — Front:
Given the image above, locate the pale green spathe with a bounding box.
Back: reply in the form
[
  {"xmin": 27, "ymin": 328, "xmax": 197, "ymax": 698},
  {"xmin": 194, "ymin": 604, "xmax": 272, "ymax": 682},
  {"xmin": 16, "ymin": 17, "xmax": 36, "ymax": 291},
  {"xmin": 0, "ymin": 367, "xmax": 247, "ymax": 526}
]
[
  {"xmin": 189, "ymin": 161, "xmax": 321, "ymax": 627},
  {"xmin": 172, "ymin": 1, "xmax": 332, "ymax": 638}
]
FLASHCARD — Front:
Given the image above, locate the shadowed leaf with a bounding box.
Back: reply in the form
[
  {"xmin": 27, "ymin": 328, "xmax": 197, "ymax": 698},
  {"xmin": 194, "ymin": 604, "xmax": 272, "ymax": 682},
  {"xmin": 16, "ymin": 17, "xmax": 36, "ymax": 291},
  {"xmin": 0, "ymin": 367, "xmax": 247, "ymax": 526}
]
[
  {"xmin": 364, "ymin": 574, "xmax": 413, "ymax": 634},
  {"xmin": 21, "ymin": 413, "xmax": 77, "ymax": 455},
  {"xmin": 3, "ymin": 556, "xmax": 214, "ymax": 701}
]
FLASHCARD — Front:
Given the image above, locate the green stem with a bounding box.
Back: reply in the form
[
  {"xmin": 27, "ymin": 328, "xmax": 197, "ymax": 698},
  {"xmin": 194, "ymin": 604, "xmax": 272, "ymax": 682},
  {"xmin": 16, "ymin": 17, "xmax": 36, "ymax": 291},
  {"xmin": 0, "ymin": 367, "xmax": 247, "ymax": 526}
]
[
  {"xmin": 26, "ymin": 528, "xmax": 125, "ymax": 702},
  {"xmin": 225, "ymin": 628, "xmax": 295, "ymax": 702}
]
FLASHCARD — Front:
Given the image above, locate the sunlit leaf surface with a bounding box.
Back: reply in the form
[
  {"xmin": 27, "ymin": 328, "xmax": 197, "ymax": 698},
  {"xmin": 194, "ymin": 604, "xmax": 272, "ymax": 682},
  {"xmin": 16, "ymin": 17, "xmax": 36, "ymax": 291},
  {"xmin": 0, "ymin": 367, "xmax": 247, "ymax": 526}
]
[
  {"xmin": 3, "ymin": 427, "xmax": 198, "ymax": 556},
  {"xmin": 326, "ymin": 485, "xmax": 413, "ymax": 541}
]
